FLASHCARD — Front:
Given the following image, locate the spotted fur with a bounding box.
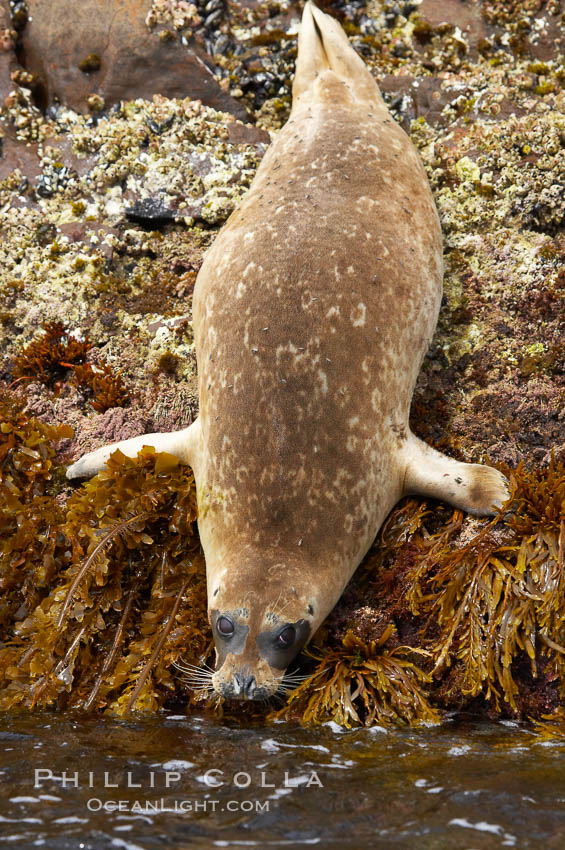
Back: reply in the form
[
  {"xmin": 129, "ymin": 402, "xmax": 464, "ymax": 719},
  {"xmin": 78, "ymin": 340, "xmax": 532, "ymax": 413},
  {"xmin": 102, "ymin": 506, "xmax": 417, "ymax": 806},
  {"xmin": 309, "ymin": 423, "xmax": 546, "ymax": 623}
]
[{"xmin": 67, "ymin": 3, "xmax": 509, "ymax": 700}]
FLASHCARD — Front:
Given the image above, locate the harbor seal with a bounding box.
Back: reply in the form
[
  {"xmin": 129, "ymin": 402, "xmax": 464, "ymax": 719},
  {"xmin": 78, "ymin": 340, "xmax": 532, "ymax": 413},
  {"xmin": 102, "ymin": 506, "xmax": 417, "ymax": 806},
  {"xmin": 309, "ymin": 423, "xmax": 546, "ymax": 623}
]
[{"xmin": 67, "ymin": 3, "xmax": 509, "ymax": 700}]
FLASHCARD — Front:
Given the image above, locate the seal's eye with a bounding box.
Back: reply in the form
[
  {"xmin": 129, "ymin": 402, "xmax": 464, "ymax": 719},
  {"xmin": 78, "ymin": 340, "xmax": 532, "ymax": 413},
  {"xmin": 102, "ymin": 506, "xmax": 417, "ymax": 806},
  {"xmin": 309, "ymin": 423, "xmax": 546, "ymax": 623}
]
[
  {"xmin": 217, "ymin": 616, "xmax": 234, "ymax": 638},
  {"xmin": 277, "ymin": 625, "xmax": 296, "ymax": 647}
]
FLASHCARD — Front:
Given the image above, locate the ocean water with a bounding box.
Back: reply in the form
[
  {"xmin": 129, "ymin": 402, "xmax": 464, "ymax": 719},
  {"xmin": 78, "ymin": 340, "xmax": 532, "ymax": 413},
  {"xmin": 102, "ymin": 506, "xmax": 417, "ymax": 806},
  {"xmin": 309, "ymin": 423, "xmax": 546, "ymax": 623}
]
[{"xmin": 0, "ymin": 713, "xmax": 564, "ymax": 848}]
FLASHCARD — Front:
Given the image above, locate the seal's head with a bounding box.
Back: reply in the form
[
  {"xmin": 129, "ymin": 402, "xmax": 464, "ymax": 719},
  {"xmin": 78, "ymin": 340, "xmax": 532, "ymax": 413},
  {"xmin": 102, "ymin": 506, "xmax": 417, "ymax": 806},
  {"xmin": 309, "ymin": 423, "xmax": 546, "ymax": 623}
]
[{"xmin": 208, "ymin": 556, "xmax": 318, "ymax": 700}]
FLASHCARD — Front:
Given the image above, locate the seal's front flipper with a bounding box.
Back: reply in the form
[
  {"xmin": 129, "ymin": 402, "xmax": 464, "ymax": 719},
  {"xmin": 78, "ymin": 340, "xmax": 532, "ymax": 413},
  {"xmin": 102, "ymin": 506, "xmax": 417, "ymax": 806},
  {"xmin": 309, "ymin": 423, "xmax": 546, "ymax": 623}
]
[
  {"xmin": 66, "ymin": 420, "xmax": 200, "ymax": 480},
  {"xmin": 401, "ymin": 435, "xmax": 510, "ymax": 516}
]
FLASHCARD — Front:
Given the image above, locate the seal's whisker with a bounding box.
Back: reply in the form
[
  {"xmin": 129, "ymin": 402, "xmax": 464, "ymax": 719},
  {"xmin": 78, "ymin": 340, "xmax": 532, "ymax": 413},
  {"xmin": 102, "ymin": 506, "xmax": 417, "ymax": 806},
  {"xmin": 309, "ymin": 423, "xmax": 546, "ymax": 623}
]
[
  {"xmin": 176, "ymin": 667, "xmax": 207, "ymax": 677},
  {"xmin": 173, "ymin": 660, "xmax": 215, "ymax": 677},
  {"xmin": 182, "ymin": 676, "xmax": 214, "ymax": 685},
  {"xmin": 181, "ymin": 665, "xmax": 213, "ymax": 673},
  {"xmin": 173, "ymin": 659, "xmax": 208, "ymax": 670},
  {"xmin": 178, "ymin": 660, "xmax": 214, "ymax": 671},
  {"xmin": 268, "ymin": 589, "xmax": 284, "ymax": 618},
  {"xmin": 182, "ymin": 679, "xmax": 214, "ymax": 694},
  {"xmin": 180, "ymin": 671, "xmax": 214, "ymax": 681},
  {"xmin": 182, "ymin": 676, "xmax": 212, "ymax": 688},
  {"xmin": 285, "ymin": 666, "xmax": 328, "ymax": 684},
  {"xmin": 272, "ymin": 598, "xmax": 294, "ymax": 619},
  {"xmin": 281, "ymin": 670, "xmax": 311, "ymax": 683},
  {"xmin": 187, "ymin": 676, "xmax": 214, "ymax": 683},
  {"xmin": 177, "ymin": 663, "xmax": 212, "ymax": 672}
]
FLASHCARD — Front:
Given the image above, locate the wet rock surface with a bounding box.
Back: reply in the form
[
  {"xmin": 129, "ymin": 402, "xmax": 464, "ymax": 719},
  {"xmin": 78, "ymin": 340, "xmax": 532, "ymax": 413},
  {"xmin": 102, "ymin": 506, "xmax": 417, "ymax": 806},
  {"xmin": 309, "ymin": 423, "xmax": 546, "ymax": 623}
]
[
  {"xmin": 16, "ymin": 0, "xmax": 251, "ymax": 120},
  {"xmin": 0, "ymin": 3, "xmax": 18, "ymax": 101}
]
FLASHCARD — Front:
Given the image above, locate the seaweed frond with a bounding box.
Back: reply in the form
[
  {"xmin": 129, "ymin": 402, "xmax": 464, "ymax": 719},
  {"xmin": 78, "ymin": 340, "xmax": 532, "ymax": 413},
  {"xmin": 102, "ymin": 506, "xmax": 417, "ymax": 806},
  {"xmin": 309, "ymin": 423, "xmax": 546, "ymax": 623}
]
[
  {"xmin": 269, "ymin": 627, "xmax": 440, "ymax": 728},
  {"xmin": 125, "ymin": 576, "xmax": 191, "ymax": 712},
  {"xmin": 56, "ymin": 510, "xmax": 152, "ymax": 627},
  {"xmin": 407, "ymin": 458, "xmax": 565, "ymax": 713},
  {"xmin": 11, "ymin": 323, "xmax": 129, "ymax": 411},
  {"xmin": 72, "ymin": 362, "xmax": 129, "ymax": 412},
  {"xmin": 0, "ymin": 400, "xmax": 73, "ymax": 631},
  {"xmin": 531, "ymin": 707, "xmax": 565, "ymax": 740},
  {"xmin": 0, "ymin": 400, "xmax": 209, "ymax": 713},
  {"xmin": 12, "ymin": 321, "xmax": 91, "ymax": 383}
]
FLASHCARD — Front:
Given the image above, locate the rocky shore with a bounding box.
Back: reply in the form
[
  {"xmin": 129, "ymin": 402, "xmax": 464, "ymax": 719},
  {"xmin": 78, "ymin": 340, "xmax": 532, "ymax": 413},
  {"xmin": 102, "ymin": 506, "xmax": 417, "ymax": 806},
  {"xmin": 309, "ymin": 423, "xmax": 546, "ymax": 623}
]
[{"xmin": 0, "ymin": 0, "xmax": 563, "ymax": 726}]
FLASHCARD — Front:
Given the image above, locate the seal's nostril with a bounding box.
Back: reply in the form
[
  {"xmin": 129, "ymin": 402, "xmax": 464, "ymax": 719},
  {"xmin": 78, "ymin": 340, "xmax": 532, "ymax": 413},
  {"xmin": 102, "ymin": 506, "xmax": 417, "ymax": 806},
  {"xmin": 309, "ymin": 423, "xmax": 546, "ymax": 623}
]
[
  {"xmin": 234, "ymin": 673, "xmax": 255, "ymax": 697},
  {"xmin": 232, "ymin": 672, "xmax": 256, "ymax": 698},
  {"xmin": 243, "ymin": 675, "xmax": 256, "ymax": 698}
]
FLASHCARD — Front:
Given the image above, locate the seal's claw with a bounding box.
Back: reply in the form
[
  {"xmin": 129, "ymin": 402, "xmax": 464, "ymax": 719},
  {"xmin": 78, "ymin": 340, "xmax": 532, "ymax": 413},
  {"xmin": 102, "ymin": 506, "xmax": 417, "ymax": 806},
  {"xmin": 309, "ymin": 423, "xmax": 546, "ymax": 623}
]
[
  {"xmin": 465, "ymin": 465, "xmax": 511, "ymax": 516},
  {"xmin": 66, "ymin": 446, "xmax": 113, "ymax": 479}
]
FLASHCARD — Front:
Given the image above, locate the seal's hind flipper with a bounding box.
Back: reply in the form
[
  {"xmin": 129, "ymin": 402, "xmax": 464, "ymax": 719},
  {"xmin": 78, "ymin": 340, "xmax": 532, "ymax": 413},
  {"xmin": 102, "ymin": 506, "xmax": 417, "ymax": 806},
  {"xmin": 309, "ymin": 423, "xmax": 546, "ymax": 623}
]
[
  {"xmin": 401, "ymin": 435, "xmax": 510, "ymax": 517},
  {"xmin": 292, "ymin": 1, "xmax": 329, "ymax": 102},
  {"xmin": 66, "ymin": 420, "xmax": 199, "ymax": 479},
  {"xmin": 293, "ymin": 2, "xmax": 384, "ymax": 106}
]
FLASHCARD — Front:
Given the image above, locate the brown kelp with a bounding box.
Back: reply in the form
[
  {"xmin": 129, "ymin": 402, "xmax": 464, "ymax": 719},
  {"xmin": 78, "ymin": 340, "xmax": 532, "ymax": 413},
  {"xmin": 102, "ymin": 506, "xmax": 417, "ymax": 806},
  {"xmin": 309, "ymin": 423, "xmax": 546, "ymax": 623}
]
[
  {"xmin": 269, "ymin": 628, "xmax": 439, "ymax": 728},
  {"xmin": 407, "ymin": 459, "xmax": 565, "ymax": 716},
  {"xmin": 0, "ymin": 397, "xmax": 208, "ymax": 713},
  {"xmin": 533, "ymin": 707, "xmax": 565, "ymax": 741}
]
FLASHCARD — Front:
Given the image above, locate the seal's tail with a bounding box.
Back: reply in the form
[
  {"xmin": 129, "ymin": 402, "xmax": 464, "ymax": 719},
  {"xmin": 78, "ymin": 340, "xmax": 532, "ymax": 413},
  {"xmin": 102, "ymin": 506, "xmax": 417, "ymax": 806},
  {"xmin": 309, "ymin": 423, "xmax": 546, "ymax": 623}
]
[{"xmin": 293, "ymin": 2, "xmax": 384, "ymax": 107}]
